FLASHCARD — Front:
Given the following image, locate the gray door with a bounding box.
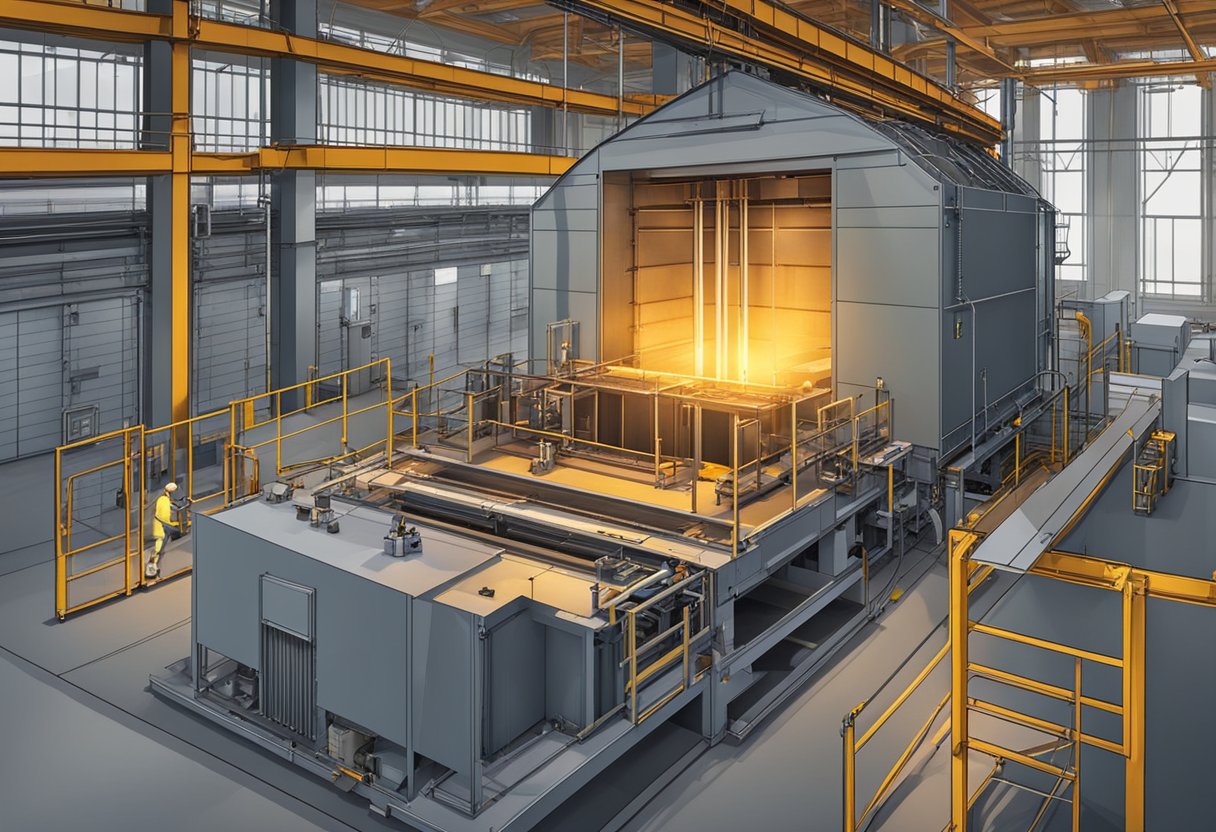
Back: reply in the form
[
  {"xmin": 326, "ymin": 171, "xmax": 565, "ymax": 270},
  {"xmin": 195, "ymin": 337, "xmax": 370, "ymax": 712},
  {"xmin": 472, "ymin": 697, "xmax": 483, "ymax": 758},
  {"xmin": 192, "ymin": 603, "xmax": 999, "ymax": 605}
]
[
  {"xmin": 1, "ymin": 298, "xmax": 140, "ymax": 462},
  {"xmin": 316, "ymin": 276, "xmax": 376, "ymax": 379}
]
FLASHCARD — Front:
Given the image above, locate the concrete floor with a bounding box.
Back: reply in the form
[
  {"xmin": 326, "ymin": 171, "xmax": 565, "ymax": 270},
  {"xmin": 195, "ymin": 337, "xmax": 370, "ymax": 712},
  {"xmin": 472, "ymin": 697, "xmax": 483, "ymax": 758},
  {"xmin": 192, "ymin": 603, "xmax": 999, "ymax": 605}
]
[{"xmin": 0, "ymin": 445, "xmax": 978, "ymax": 832}]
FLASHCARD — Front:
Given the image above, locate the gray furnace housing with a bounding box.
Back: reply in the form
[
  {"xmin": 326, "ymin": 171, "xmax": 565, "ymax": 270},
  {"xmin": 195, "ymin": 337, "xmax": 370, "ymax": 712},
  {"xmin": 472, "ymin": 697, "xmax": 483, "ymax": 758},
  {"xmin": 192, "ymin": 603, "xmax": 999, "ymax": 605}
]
[{"xmin": 531, "ymin": 71, "xmax": 1055, "ymax": 463}]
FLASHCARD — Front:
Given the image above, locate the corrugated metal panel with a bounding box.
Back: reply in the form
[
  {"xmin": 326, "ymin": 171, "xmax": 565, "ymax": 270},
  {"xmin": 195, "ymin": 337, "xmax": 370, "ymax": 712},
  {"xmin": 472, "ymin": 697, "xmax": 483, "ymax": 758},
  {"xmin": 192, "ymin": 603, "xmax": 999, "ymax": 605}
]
[
  {"xmin": 17, "ymin": 307, "xmax": 63, "ymax": 457},
  {"xmin": 192, "ymin": 216, "xmax": 267, "ymax": 415},
  {"xmin": 457, "ymin": 265, "xmax": 491, "ymax": 365},
  {"xmin": 63, "ymin": 297, "xmax": 139, "ymax": 437},
  {"xmin": 261, "ymin": 623, "xmax": 316, "ymax": 739},
  {"xmin": 0, "ymin": 312, "xmax": 16, "ymax": 460},
  {"xmin": 376, "ymin": 272, "xmax": 410, "ymax": 378},
  {"xmin": 194, "ymin": 279, "xmax": 265, "ymax": 415},
  {"xmin": 0, "ymin": 208, "xmax": 146, "ymax": 462}
]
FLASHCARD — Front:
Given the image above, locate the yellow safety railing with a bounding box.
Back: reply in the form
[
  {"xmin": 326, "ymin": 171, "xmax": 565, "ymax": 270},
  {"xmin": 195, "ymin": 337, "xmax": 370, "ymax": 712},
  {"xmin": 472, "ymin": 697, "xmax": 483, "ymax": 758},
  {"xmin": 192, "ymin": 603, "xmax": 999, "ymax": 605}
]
[
  {"xmin": 230, "ymin": 357, "xmax": 394, "ymax": 479},
  {"xmin": 947, "ymin": 531, "xmax": 1143, "ymax": 832},
  {"xmin": 619, "ymin": 570, "xmax": 710, "ymax": 725},
  {"xmin": 55, "ymin": 425, "xmax": 144, "ymax": 619},
  {"xmin": 840, "ymin": 551, "xmax": 994, "ymax": 832},
  {"xmin": 54, "ymin": 358, "xmax": 396, "ymax": 620}
]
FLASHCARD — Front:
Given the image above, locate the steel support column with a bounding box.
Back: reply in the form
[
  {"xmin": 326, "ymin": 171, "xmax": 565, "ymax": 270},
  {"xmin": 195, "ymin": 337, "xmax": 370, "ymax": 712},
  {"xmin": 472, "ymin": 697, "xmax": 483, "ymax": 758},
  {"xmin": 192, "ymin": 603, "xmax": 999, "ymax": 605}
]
[
  {"xmin": 999, "ymin": 77, "xmax": 1017, "ymax": 166},
  {"xmin": 270, "ymin": 0, "xmax": 317, "ymax": 412},
  {"xmin": 1087, "ymin": 84, "xmax": 1139, "ymax": 301},
  {"xmin": 145, "ymin": 0, "xmax": 190, "ymax": 425}
]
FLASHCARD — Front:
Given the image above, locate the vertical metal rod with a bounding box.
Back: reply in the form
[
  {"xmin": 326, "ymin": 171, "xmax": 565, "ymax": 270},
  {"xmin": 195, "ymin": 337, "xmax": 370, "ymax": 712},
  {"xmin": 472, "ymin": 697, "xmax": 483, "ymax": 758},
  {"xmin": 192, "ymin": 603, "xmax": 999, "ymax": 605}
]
[
  {"xmin": 617, "ymin": 25, "xmax": 624, "ymax": 132},
  {"xmin": 949, "ymin": 531, "xmax": 971, "ymax": 832},
  {"xmin": 1064, "ymin": 385, "xmax": 1071, "ymax": 463},
  {"xmin": 714, "ymin": 194, "xmax": 724, "ymax": 378},
  {"xmin": 562, "ymin": 12, "xmax": 569, "ymax": 153},
  {"xmin": 694, "ymin": 197, "xmax": 704, "ymax": 377},
  {"xmin": 842, "ymin": 717, "xmax": 857, "ymax": 832},
  {"xmin": 771, "ymin": 203, "xmax": 777, "ymax": 385},
  {"xmin": 740, "ymin": 191, "xmax": 749, "ymax": 383},
  {"xmin": 653, "ymin": 393, "xmax": 661, "ymax": 484},
  {"xmin": 681, "ymin": 605, "xmax": 690, "ymax": 688},
  {"xmin": 691, "ymin": 405, "xmax": 702, "ymax": 513},
  {"xmin": 1015, "ymin": 420, "xmax": 1022, "ymax": 486},
  {"xmin": 411, "ymin": 387, "xmax": 419, "ymax": 447},
  {"xmin": 1124, "ymin": 577, "xmax": 1146, "ymax": 832},
  {"xmin": 54, "ymin": 448, "xmax": 64, "ymax": 618},
  {"xmin": 1072, "ymin": 656, "xmax": 1082, "ymax": 832},
  {"xmin": 732, "ymin": 414, "xmax": 740, "ymax": 559},
  {"xmin": 629, "ymin": 610, "xmax": 638, "ymax": 722},
  {"xmin": 466, "ymin": 391, "xmax": 475, "ymax": 464},
  {"xmin": 1051, "ymin": 400, "xmax": 1057, "ymax": 465},
  {"xmin": 341, "ymin": 374, "xmax": 349, "ymax": 449},
  {"xmin": 790, "ymin": 401, "xmax": 798, "ymax": 511},
  {"xmin": 385, "ymin": 357, "xmax": 394, "ymax": 467},
  {"xmin": 123, "ymin": 430, "xmax": 132, "ymax": 596},
  {"xmin": 263, "ymin": 192, "xmax": 272, "ymax": 394},
  {"xmin": 275, "ymin": 391, "xmax": 283, "ymax": 477}
]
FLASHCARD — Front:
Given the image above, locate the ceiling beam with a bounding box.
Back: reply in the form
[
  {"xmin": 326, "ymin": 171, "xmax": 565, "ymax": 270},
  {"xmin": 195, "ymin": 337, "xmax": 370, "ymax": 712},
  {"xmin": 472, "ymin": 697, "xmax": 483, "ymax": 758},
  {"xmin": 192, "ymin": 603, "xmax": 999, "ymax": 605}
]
[
  {"xmin": 1022, "ymin": 54, "xmax": 1216, "ymax": 84},
  {"xmin": 1161, "ymin": 0, "xmax": 1209, "ymax": 80},
  {"xmin": 0, "ymin": 0, "xmax": 662, "ymax": 117},
  {"xmin": 0, "ymin": 146, "xmax": 578, "ymax": 178},
  {"xmin": 883, "ymin": 0, "xmax": 1018, "ymax": 74},
  {"xmin": 555, "ymin": 0, "xmax": 1001, "ymax": 144}
]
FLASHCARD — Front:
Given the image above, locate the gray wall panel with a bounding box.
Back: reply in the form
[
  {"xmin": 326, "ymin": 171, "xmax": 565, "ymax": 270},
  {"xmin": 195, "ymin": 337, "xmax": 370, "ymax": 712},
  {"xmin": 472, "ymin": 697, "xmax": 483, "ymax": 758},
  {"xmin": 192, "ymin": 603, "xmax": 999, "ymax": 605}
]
[
  {"xmin": 836, "ymin": 226, "xmax": 939, "ymax": 308},
  {"xmin": 0, "ymin": 312, "xmax": 16, "ymax": 460},
  {"xmin": 194, "ymin": 279, "xmax": 266, "ymax": 415},
  {"xmin": 835, "ymin": 165, "xmax": 938, "ymax": 209},
  {"xmin": 485, "ymin": 611, "xmax": 545, "ymax": 755},
  {"xmin": 411, "ymin": 599, "xmax": 476, "ymax": 774},
  {"xmin": 835, "ymin": 301, "xmax": 939, "ymax": 448},
  {"xmin": 194, "ymin": 515, "xmax": 414, "ymax": 747}
]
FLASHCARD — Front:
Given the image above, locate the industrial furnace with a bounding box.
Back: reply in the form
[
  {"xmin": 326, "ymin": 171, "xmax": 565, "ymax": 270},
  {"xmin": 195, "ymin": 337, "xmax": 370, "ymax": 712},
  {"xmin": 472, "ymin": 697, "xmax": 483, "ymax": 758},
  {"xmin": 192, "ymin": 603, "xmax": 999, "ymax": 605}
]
[{"xmin": 153, "ymin": 72, "xmax": 1057, "ymax": 832}]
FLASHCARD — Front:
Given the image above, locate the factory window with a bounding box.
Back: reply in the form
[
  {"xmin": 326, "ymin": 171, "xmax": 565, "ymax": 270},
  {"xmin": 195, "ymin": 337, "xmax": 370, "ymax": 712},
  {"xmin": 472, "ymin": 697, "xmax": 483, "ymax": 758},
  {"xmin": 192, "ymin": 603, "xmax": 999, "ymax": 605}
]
[
  {"xmin": 193, "ymin": 54, "xmax": 269, "ymax": 152},
  {"xmin": 319, "ymin": 76, "xmax": 531, "ymax": 152},
  {"xmin": 1139, "ymin": 82, "xmax": 1203, "ymax": 299},
  {"xmin": 1039, "ymin": 87, "xmax": 1087, "ymax": 283},
  {"xmin": 0, "ymin": 39, "xmax": 142, "ymax": 149}
]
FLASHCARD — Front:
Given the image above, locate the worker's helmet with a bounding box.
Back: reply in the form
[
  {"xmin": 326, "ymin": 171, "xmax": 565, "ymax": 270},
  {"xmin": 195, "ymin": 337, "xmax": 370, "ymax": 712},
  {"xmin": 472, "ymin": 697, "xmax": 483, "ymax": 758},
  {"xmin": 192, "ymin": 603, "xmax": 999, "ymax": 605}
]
[{"xmin": 164, "ymin": 482, "xmax": 179, "ymax": 494}]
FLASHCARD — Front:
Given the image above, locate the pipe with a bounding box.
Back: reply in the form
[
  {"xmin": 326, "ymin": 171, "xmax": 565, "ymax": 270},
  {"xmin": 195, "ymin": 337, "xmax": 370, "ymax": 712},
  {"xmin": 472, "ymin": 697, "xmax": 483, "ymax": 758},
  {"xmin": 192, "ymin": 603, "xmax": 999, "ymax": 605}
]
[
  {"xmin": 740, "ymin": 191, "xmax": 749, "ymax": 383},
  {"xmin": 598, "ymin": 566, "xmax": 673, "ymax": 611},
  {"xmin": 714, "ymin": 191, "xmax": 724, "ymax": 378},
  {"xmin": 693, "ymin": 195, "xmax": 704, "ymax": 377},
  {"xmin": 262, "ymin": 191, "xmax": 272, "ymax": 395}
]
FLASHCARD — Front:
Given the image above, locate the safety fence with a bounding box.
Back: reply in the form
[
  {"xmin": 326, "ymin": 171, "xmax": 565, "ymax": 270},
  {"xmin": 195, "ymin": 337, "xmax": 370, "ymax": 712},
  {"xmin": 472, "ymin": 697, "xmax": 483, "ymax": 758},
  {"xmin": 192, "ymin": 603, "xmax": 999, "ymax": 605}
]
[
  {"xmin": 389, "ymin": 365, "xmax": 896, "ymax": 561},
  {"xmin": 54, "ymin": 358, "xmax": 394, "ymax": 619},
  {"xmin": 840, "ymin": 513, "xmax": 1185, "ymax": 831}
]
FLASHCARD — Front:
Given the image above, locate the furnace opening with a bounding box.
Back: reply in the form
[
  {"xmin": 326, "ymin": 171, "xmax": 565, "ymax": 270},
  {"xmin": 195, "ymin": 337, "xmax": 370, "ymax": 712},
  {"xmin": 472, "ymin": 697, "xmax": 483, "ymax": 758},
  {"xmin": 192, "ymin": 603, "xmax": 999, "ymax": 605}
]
[{"xmin": 602, "ymin": 172, "xmax": 832, "ymax": 391}]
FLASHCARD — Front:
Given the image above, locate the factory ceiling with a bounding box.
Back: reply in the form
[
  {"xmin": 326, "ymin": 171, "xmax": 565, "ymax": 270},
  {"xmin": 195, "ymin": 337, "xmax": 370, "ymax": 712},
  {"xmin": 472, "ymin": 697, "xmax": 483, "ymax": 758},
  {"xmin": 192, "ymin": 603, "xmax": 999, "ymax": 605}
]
[{"xmin": 344, "ymin": 0, "xmax": 1216, "ymax": 93}]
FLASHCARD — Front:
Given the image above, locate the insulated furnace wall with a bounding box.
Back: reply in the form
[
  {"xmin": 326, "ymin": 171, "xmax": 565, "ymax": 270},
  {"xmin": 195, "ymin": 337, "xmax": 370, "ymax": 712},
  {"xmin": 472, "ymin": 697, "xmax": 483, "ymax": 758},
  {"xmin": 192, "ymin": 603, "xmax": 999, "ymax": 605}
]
[{"xmin": 531, "ymin": 72, "xmax": 1052, "ymax": 458}]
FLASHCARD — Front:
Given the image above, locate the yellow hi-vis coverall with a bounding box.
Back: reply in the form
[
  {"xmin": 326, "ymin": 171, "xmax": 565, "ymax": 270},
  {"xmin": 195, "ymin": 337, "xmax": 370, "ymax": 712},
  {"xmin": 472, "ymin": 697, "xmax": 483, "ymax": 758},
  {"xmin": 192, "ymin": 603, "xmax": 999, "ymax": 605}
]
[{"xmin": 152, "ymin": 492, "xmax": 177, "ymax": 558}]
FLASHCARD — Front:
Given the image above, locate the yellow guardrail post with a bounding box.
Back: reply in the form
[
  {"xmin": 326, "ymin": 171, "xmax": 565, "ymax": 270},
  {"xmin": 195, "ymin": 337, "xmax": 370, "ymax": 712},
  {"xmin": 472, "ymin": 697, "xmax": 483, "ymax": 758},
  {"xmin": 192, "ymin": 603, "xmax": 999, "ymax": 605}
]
[
  {"xmin": 466, "ymin": 391, "xmax": 475, "ymax": 463},
  {"xmin": 411, "ymin": 387, "xmax": 419, "ymax": 447},
  {"xmin": 841, "ymin": 701, "xmax": 864, "ymax": 832},
  {"xmin": 949, "ymin": 530, "xmax": 974, "ymax": 832},
  {"xmin": 123, "ymin": 429, "xmax": 133, "ymax": 598},
  {"xmin": 54, "ymin": 447, "xmax": 65, "ymax": 619},
  {"xmin": 385, "ymin": 361, "xmax": 394, "ymax": 467}
]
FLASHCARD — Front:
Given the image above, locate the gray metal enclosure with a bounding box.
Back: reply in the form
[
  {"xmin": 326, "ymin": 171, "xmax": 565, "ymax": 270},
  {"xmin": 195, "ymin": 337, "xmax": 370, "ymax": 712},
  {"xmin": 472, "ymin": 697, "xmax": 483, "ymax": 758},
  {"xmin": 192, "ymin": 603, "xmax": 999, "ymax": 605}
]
[{"xmin": 531, "ymin": 72, "xmax": 1054, "ymax": 460}]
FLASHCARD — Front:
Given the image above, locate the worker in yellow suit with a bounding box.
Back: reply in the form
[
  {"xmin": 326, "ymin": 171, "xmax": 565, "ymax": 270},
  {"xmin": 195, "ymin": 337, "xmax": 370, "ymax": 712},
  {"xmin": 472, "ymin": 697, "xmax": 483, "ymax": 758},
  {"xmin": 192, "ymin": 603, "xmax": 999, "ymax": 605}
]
[{"xmin": 147, "ymin": 481, "xmax": 180, "ymax": 580}]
